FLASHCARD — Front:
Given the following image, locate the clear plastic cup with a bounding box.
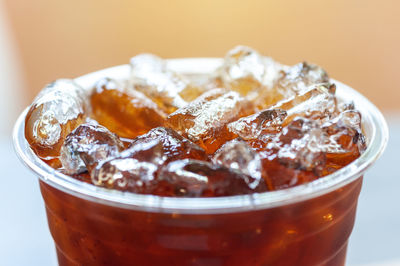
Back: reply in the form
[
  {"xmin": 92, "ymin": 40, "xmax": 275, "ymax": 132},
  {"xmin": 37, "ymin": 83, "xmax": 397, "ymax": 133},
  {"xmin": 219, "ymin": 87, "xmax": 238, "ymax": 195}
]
[{"xmin": 13, "ymin": 58, "xmax": 388, "ymax": 266}]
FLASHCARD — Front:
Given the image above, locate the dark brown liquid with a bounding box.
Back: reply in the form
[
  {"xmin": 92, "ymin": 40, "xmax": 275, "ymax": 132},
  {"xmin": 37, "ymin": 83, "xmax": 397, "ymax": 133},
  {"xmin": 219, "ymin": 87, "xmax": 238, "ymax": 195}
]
[{"xmin": 41, "ymin": 177, "xmax": 362, "ymax": 266}]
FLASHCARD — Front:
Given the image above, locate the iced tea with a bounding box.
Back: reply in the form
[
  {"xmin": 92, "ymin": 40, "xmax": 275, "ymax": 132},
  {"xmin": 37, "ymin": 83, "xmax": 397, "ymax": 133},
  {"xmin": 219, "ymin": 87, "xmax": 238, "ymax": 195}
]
[{"xmin": 16, "ymin": 46, "xmax": 387, "ymax": 266}]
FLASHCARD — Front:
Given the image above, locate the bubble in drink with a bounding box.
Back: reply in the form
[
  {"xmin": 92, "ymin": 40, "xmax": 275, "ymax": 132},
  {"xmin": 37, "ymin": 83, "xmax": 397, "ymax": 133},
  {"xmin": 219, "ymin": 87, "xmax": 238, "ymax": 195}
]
[
  {"xmin": 25, "ymin": 79, "xmax": 89, "ymax": 160},
  {"xmin": 157, "ymin": 159, "xmax": 268, "ymax": 197},
  {"xmin": 90, "ymin": 77, "xmax": 166, "ymax": 139},
  {"xmin": 60, "ymin": 123, "xmax": 124, "ymax": 174}
]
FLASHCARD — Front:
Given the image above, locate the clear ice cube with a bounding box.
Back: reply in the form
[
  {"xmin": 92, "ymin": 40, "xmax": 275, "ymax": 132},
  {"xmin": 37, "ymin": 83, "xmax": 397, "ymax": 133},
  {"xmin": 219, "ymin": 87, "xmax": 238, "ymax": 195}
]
[
  {"xmin": 158, "ymin": 159, "xmax": 268, "ymax": 197},
  {"xmin": 60, "ymin": 123, "xmax": 124, "ymax": 174},
  {"xmin": 166, "ymin": 88, "xmax": 252, "ymax": 153},
  {"xmin": 91, "ymin": 139, "xmax": 163, "ymax": 193},
  {"xmin": 228, "ymin": 109, "xmax": 287, "ymax": 140},
  {"xmin": 212, "ymin": 139, "xmax": 265, "ymax": 189},
  {"xmin": 25, "ymin": 79, "xmax": 89, "ymax": 160},
  {"xmin": 130, "ymin": 53, "xmax": 201, "ymax": 113}
]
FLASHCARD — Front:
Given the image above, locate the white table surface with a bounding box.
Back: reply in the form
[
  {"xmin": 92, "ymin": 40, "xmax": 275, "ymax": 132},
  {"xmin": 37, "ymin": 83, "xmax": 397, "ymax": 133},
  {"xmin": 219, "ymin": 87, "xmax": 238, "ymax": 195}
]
[{"xmin": 1, "ymin": 117, "xmax": 399, "ymax": 266}]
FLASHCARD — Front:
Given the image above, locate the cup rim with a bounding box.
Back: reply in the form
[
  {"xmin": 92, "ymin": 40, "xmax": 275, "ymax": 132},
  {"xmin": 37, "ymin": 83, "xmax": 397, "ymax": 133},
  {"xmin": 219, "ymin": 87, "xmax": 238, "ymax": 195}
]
[{"xmin": 13, "ymin": 58, "xmax": 389, "ymax": 214}]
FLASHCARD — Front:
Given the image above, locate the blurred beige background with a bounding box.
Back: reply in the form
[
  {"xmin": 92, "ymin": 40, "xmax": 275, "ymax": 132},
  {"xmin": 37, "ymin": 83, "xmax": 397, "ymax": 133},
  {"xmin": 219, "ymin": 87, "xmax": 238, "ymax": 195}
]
[{"xmin": 3, "ymin": 0, "xmax": 400, "ymax": 112}]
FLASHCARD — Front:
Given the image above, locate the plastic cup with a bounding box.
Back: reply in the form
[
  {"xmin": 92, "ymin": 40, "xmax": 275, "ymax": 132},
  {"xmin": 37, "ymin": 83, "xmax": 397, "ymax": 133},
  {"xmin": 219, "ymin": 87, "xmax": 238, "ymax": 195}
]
[{"xmin": 13, "ymin": 58, "xmax": 388, "ymax": 266}]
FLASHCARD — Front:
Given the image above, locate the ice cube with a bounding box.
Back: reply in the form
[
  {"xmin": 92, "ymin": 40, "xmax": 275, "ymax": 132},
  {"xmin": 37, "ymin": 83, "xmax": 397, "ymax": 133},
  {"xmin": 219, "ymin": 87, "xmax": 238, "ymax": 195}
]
[
  {"xmin": 90, "ymin": 127, "xmax": 210, "ymax": 193},
  {"xmin": 273, "ymin": 117, "xmax": 328, "ymax": 173},
  {"xmin": 250, "ymin": 118, "xmax": 325, "ymax": 175},
  {"xmin": 130, "ymin": 53, "xmax": 166, "ymax": 74},
  {"xmin": 274, "ymin": 83, "xmax": 337, "ymax": 125},
  {"xmin": 322, "ymin": 110, "xmax": 366, "ymax": 173},
  {"xmin": 228, "ymin": 109, "xmax": 287, "ymax": 140},
  {"xmin": 129, "ymin": 127, "xmax": 209, "ymax": 162},
  {"xmin": 212, "ymin": 140, "xmax": 266, "ymax": 189},
  {"xmin": 261, "ymin": 158, "xmax": 320, "ymax": 190},
  {"xmin": 219, "ymin": 46, "xmax": 266, "ymax": 96},
  {"xmin": 60, "ymin": 123, "xmax": 124, "ymax": 174},
  {"xmin": 157, "ymin": 159, "xmax": 268, "ymax": 197},
  {"xmin": 255, "ymin": 62, "xmax": 329, "ymax": 110},
  {"xmin": 278, "ymin": 62, "xmax": 329, "ymax": 95},
  {"xmin": 262, "ymin": 56, "xmax": 283, "ymax": 89},
  {"xmin": 250, "ymin": 117, "xmax": 328, "ymax": 189},
  {"xmin": 166, "ymin": 88, "xmax": 253, "ymax": 153},
  {"xmin": 91, "ymin": 139, "xmax": 163, "ymax": 193},
  {"xmin": 90, "ymin": 77, "xmax": 166, "ymax": 139},
  {"xmin": 337, "ymin": 101, "xmax": 355, "ymax": 113},
  {"xmin": 25, "ymin": 79, "xmax": 89, "ymax": 160},
  {"xmin": 258, "ymin": 109, "xmax": 366, "ymax": 183},
  {"xmin": 130, "ymin": 53, "xmax": 201, "ymax": 113}
]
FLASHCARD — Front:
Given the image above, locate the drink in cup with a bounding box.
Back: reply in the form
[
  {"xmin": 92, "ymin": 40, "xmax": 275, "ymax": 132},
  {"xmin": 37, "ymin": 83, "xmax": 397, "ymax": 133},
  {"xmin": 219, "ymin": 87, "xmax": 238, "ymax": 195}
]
[{"xmin": 14, "ymin": 47, "xmax": 388, "ymax": 266}]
